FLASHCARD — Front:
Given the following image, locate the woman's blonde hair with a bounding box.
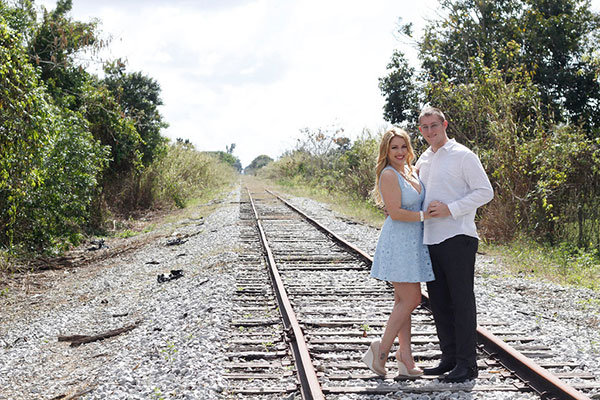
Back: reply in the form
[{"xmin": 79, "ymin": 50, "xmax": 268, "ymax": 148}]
[{"xmin": 372, "ymin": 128, "xmax": 415, "ymax": 206}]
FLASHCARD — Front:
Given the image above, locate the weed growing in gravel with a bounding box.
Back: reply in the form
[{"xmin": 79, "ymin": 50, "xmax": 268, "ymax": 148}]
[
  {"xmin": 576, "ymin": 298, "xmax": 600, "ymax": 328},
  {"xmin": 161, "ymin": 340, "xmax": 178, "ymax": 363},
  {"xmin": 0, "ymin": 251, "xmax": 10, "ymax": 272},
  {"xmin": 116, "ymin": 229, "xmax": 138, "ymax": 239},
  {"xmin": 576, "ymin": 297, "xmax": 600, "ymax": 311},
  {"xmin": 535, "ymin": 313, "xmax": 544, "ymax": 327},
  {"xmin": 152, "ymin": 387, "xmax": 165, "ymax": 400},
  {"xmin": 481, "ymin": 238, "xmax": 600, "ymax": 290},
  {"xmin": 477, "ymin": 270, "xmax": 510, "ymax": 280},
  {"xmin": 143, "ymin": 224, "xmax": 157, "ymax": 233},
  {"xmin": 360, "ymin": 323, "xmax": 371, "ymax": 337},
  {"xmin": 261, "ymin": 341, "xmax": 274, "ymax": 349}
]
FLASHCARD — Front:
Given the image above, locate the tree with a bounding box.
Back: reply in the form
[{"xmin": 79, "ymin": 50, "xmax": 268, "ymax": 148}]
[
  {"xmin": 82, "ymin": 78, "xmax": 142, "ymax": 178},
  {"xmin": 0, "ymin": 0, "xmax": 174, "ymax": 252},
  {"xmin": 244, "ymin": 155, "xmax": 273, "ymax": 175},
  {"xmin": 424, "ymin": 48, "xmax": 600, "ymax": 246},
  {"xmin": 206, "ymin": 151, "xmax": 242, "ymax": 172},
  {"xmin": 0, "ymin": 15, "xmax": 107, "ymax": 250},
  {"xmin": 417, "ymin": 0, "xmax": 600, "ymax": 130},
  {"xmin": 104, "ymin": 60, "xmax": 168, "ymax": 166},
  {"xmin": 27, "ymin": 0, "xmax": 102, "ymax": 107},
  {"xmin": 379, "ymin": 0, "xmax": 600, "ymax": 246},
  {"xmin": 24, "ymin": 1, "xmax": 145, "ymax": 180},
  {"xmin": 0, "ymin": 15, "xmax": 53, "ymax": 247},
  {"xmin": 378, "ymin": 49, "xmax": 420, "ymax": 126},
  {"xmin": 0, "ymin": 0, "xmax": 37, "ymax": 44}
]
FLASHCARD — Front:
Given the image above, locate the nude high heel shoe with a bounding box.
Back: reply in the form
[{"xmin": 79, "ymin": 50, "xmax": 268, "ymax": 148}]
[
  {"xmin": 361, "ymin": 340, "xmax": 387, "ymax": 376},
  {"xmin": 395, "ymin": 349, "xmax": 423, "ymax": 378}
]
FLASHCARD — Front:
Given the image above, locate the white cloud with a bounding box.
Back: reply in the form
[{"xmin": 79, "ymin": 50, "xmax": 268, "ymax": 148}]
[
  {"xmin": 33, "ymin": 0, "xmax": 439, "ymax": 166},
  {"xmin": 37, "ymin": 0, "xmax": 600, "ymax": 167}
]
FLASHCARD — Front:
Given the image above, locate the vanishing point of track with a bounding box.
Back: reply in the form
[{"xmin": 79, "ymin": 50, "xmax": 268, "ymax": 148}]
[{"xmin": 225, "ymin": 185, "xmax": 596, "ymax": 399}]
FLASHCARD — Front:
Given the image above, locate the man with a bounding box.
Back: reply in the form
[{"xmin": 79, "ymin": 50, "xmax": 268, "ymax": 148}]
[{"xmin": 416, "ymin": 107, "xmax": 493, "ymax": 383}]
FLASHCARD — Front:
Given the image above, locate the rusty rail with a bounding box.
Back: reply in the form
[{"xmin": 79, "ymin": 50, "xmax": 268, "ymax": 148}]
[
  {"xmin": 247, "ymin": 189, "xmax": 325, "ymax": 400},
  {"xmin": 268, "ymin": 189, "xmax": 590, "ymax": 400}
]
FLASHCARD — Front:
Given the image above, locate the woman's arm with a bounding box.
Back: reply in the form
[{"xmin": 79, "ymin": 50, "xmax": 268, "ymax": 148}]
[{"xmin": 380, "ymin": 170, "xmax": 429, "ymax": 222}]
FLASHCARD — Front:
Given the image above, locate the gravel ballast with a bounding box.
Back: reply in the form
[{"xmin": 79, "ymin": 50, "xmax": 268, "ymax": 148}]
[{"xmin": 0, "ymin": 185, "xmax": 598, "ymax": 400}]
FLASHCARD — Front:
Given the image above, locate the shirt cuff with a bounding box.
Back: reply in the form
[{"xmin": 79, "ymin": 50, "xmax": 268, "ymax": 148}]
[{"xmin": 447, "ymin": 202, "xmax": 459, "ymax": 219}]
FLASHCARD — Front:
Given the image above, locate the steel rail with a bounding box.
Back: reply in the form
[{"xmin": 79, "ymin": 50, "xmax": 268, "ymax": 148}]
[
  {"xmin": 246, "ymin": 189, "xmax": 325, "ymax": 400},
  {"xmin": 267, "ymin": 189, "xmax": 591, "ymax": 400}
]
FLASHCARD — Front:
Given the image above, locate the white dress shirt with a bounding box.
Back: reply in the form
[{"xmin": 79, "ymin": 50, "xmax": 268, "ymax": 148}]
[{"xmin": 416, "ymin": 139, "xmax": 493, "ymax": 245}]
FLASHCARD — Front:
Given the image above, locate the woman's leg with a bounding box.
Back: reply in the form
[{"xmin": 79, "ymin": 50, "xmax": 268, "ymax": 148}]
[
  {"xmin": 395, "ymin": 290, "xmax": 414, "ymax": 367},
  {"xmin": 376, "ymin": 282, "xmax": 422, "ymax": 370}
]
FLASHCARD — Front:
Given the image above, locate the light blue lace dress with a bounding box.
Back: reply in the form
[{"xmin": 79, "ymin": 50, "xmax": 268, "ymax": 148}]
[{"xmin": 370, "ymin": 166, "xmax": 434, "ymax": 283}]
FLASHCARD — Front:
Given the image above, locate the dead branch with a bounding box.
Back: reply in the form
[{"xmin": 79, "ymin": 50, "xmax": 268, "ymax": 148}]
[
  {"xmin": 50, "ymin": 382, "xmax": 97, "ymax": 400},
  {"xmin": 58, "ymin": 320, "xmax": 142, "ymax": 347}
]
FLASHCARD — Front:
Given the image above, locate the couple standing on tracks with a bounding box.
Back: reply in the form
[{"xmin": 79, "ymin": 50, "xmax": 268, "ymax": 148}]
[{"xmin": 361, "ymin": 107, "xmax": 494, "ymax": 383}]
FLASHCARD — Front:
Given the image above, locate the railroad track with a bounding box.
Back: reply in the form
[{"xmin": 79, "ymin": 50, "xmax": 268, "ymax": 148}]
[{"xmin": 225, "ymin": 186, "xmax": 597, "ymax": 399}]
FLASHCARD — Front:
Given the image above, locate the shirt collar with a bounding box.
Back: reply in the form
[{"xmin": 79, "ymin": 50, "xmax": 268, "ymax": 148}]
[
  {"xmin": 427, "ymin": 138, "xmax": 456, "ymax": 154},
  {"xmin": 439, "ymin": 138, "xmax": 457, "ymax": 152}
]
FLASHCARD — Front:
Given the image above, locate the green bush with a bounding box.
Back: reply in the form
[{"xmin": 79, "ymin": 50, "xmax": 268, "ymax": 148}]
[
  {"xmin": 19, "ymin": 110, "xmax": 109, "ymax": 251},
  {"xmin": 335, "ymin": 130, "xmax": 379, "ymax": 199},
  {"xmin": 261, "ymin": 127, "xmax": 381, "ymax": 204},
  {"xmin": 426, "ymin": 51, "xmax": 600, "ymax": 247},
  {"xmin": 0, "ymin": 17, "xmax": 108, "ymax": 252},
  {"xmin": 144, "ymin": 143, "xmax": 237, "ymax": 209}
]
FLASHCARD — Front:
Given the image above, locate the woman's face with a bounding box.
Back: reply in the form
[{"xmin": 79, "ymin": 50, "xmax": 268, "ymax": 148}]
[{"xmin": 387, "ymin": 136, "xmax": 408, "ymax": 168}]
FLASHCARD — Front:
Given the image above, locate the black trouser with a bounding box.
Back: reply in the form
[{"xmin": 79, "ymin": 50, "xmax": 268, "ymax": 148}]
[{"xmin": 427, "ymin": 234, "xmax": 478, "ymax": 367}]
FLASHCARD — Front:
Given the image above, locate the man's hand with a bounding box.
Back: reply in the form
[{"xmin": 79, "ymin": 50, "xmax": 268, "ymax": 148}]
[{"xmin": 427, "ymin": 200, "xmax": 451, "ymax": 218}]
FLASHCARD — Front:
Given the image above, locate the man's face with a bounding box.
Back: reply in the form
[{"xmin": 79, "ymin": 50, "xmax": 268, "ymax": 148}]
[{"xmin": 419, "ymin": 115, "xmax": 448, "ymax": 150}]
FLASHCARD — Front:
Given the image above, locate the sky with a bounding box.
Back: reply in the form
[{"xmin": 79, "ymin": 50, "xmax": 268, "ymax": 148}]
[{"xmin": 37, "ymin": 0, "xmax": 600, "ymax": 168}]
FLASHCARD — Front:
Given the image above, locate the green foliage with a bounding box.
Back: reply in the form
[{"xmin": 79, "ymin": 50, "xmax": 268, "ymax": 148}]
[
  {"xmin": 378, "ymin": 50, "xmax": 420, "ymax": 126},
  {"xmin": 0, "ymin": 0, "xmax": 37, "ymax": 43},
  {"xmin": 0, "ymin": 15, "xmax": 50, "ymax": 247},
  {"xmin": 103, "ymin": 59, "xmax": 169, "ymax": 166},
  {"xmin": 378, "ymin": 0, "xmax": 600, "ymax": 250},
  {"xmin": 418, "ymin": 0, "xmax": 600, "ymax": 130},
  {"xmin": 244, "ymin": 154, "xmax": 273, "ymax": 175},
  {"xmin": 145, "ymin": 143, "xmax": 237, "ymax": 209},
  {"xmin": 334, "ymin": 130, "xmax": 379, "ymax": 199},
  {"xmin": 82, "ymin": 79, "xmax": 142, "ymax": 175},
  {"xmin": 116, "ymin": 229, "xmax": 137, "ymax": 239},
  {"xmin": 0, "ymin": 16, "xmax": 108, "ymax": 251},
  {"xmin": 484, "ymin": 237, "xmax": 600, "ymax": 290},
  {"xmin": 19, "ymin": 109, "xmax": 108, "ymax": 250},
  {"xmin": 22, "ymin": 2, "xmax": 151, "ymax": 181},
  {"xmin": 23, "ymin": 1, "xmax": 154, "ymax": 187},
  {"xmin": 0, "ymin": 1, "xmax": 176, "ymax": 256},
  {"xmin": 261, "ymin": 126, "xmax": 380, "ymax": 202},
  {"xmin": 96, "ymin": 142, "xmax": 238, "ymax": 218},
  {"xmin": 27, "ymin": 0, "xmax": 102, "ymax": 103},
  {"xmin": 425, "ymin": 52, "xmax": 600, "ymax": 248},
  {"xmin": 209, "ymin": 150, "xmax": 242, "ymax": 172}
]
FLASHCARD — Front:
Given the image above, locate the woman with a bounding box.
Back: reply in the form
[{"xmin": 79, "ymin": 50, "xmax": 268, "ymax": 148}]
[{"xmin": 361, "ymin": 128, "xmax": 435, "ymax": 378}]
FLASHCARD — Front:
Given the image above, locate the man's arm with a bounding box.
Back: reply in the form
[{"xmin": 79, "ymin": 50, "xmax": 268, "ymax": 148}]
[{"xmin": 446, "ymin": 152, "xmax": 493, "ymax": 218}]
